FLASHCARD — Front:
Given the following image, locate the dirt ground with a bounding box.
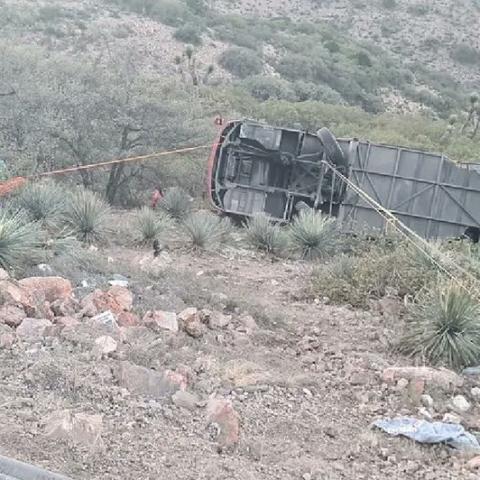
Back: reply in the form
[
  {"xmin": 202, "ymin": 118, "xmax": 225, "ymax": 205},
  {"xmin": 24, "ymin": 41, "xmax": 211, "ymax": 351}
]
[{"xmin": 0, "ymin": 232, "xmax": 478, "ymax": 479}]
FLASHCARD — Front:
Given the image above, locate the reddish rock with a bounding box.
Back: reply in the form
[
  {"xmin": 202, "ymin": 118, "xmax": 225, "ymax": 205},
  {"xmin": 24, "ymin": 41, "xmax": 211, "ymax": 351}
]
[
  {"xmin": 382, "ymin": 366, "xmax": 462, "ymax": 389},
  {"xmin": 19, "ymin": 276, "xmax": 73, "ymax": 303},
  {"xmin": 178, "ymin": 308, "xmax": 206, "ymax": 338},
  {"xmin": 108, "ymin": 286, "xmax": 133, "ymax": 312},
  {"xmin": 113, "ymin": 361, "xmax": 187, "ymax": 398},
  {"xmin": 16, "ymin": 318, "xmax": 53, "ymax": 340},
  {"xmin": 143, "ymin": 310, "xmax": 178, "ymax": 333},
  {"xmin": 0, "ymin": 304, "xmax": 26, "ymax": 327},
  {"xmin": 54, "ymin": 316, "xmax": 80, "ymax": 329},
  {"xmin": 0, "ymin": 280, "xmax": 35, "ymax": 313},
  {"xmin": 0, "ymin": 333, "xmax": 15, "ymax": 348},
  {"xmin": 81, "ymin": 287, "xmax": 133, "ymax": 317},
  {"xmin": 45, "ymin": 410, "xmax": 103, "ymax": 446},
  {"xmin": 467, "ymin": 456, "xmax": 480, "ymax": 470},
  {"xmin": 117, "ymin": 312, "xmax": 139, "ymax": 327},
  {"xmin": 206, "ymin": 397, "xmax": 240, "ymax": 450}
]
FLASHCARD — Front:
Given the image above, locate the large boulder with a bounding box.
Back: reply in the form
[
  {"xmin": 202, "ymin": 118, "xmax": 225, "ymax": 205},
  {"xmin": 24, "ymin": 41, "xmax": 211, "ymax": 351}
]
[
  {"xmin": 178, "ymin": 308, "xmax": 206, "ymax": 338},
  {"xmin": 19, "ymin": 276, "xmax": 73, "ymax": 303},
  {"xmin": 80, "ymin": 286, "xmax": 133, "ymax": 317},
  {"xmin": 0, "ymin": 304, "xmax": 26, "ymax": 328},
  {"xmin": 113, "ymin": 361, "xmax": 187, "ymax": 398},
  {"xmin": 16, "ymin": 318, "xmax": 53, "ymax": 340}
]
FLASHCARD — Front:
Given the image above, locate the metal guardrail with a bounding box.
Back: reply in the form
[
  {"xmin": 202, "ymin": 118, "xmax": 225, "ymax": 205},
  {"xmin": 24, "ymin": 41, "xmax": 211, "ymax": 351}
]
[{"xmin": 0, "ymin": 455, "xmax": 73, "ymax": 480}]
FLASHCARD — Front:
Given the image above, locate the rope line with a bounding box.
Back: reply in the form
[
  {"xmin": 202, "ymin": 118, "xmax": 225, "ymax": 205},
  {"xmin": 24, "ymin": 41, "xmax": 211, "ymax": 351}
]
[{"xmin": 322, "ymin": 161, "xmax": 480, "ymax": 298}]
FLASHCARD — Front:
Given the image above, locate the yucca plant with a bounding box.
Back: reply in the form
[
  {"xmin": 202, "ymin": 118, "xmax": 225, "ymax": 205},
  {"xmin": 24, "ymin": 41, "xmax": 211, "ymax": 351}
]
[
  {"xmin": 135, "ymin": 206, "xmax": 172, "ymax": 244},
  {"xmin": 64, "ymin": 188, "xmax": 110, "ymax": 243},
  {"xmin": 289, "ymin": 210, "xmax": 337, "ymax": 259},
  {"xmin": 244, "ymin": 213, "xmax": 288, "ymax": 255},
  {"xmin": 183, "ymin": 211, "xmax": 223, "ymax": 249},
  {"xmin": 159, "ymin": 187, "xmax": 191, "ymax": 220},
  {"xmin": 14, "ymin": 180, "xmax": 66, "ymax": 226},
  {"xmin": 398, "ymin": 283, "xmax": 480, "ymax": 370},
  {"xmin": 0, "ymin": 210, "xmax": 40, "ymax": 269}
]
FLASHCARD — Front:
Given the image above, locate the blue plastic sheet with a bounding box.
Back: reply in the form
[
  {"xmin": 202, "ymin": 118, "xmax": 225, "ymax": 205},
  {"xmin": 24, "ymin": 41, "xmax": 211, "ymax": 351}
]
[{"xmin": 374, "ymin": 417, "xmax": 480, "ymax": 452}]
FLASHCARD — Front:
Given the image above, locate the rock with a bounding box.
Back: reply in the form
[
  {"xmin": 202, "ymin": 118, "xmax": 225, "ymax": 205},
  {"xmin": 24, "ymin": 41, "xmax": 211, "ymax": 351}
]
[
  {"xmin": 0, "ymin": 280, "xmax": 36, "ymax": 314},
  {"xmin": 16, "ymin": 318, "xmax": 53, "ymax": 340},
  {"xmin": 19, "ymin": 276, "xmax": 73, "ymax": 303},
  {"xmin": 44, "ymin": 410, "xmax": 103, "ymax": 446},
  {"xmin": 208, "ymin": 312, "xmax": 232, "ymax": 330},
  {"xmin": 54, "ymin": 316, "xmax": 80, "ymax": 329},
  {"xmin": 382, "ymin": 366, "xmax": 463, "ymax": 390},
  {"xmin": 407, "ymin": 378, "xmax": 425, "ymax": 403},
  {"xmin": 108, "ymin": 285, "xmax": 133, "ymax": 312},
  {"xmin": 113, "ymin": 361, "xmax": 187, "ymax": 398},
  {"xmin": 302, "ymin": 474, "xmax": 312, "ymax": 480},
  {"xmin": 210, "ymin": 292, "xmax": 228, "ymax": 306},
  {"xmin": 452, "ymin": 395, "xmax": 471, "ymax": 413},
  {"xmin": 206, "ymin": 397, "xmax": 240, "ymax": 450},
  {"xmin": 222, "ymin": 360, "xmax": 271, "ymax": 387},
  {"xmin": 91, "ymin": 311, "xmax": 118, "ymax": 331},
  {"xmin": 0, "ymin": 268, "xmax": 9, "ymax": 280},
  {"xmin": 350, "ymin": 371, "xmax": 369, "ymax": 386},
  {"xmin": 418, "ymin": 407, "xmax": 433, "ymax": 421},
  {"xmin": 172, "ymin": 390, "xmax": 199, "ymax": 410},
  {"xmin": 471, "ymin": 387, "xmax": 480, "ymax": 398},
  {"xmin": 178, "ymin": 308, "xmax": 206, "ymax": 338},
  {"xmin": 0, "ymin": 333, "xmax": 15, "ymax": 348},
  {"xmin": 80, "ymin": 287, "xmax": 132, "ymax": 317},
  {"xmin": 94, "ymin": 335, "xmax": 118, "ymax": 356},
  {"xmin": 421, "ymin": 394, "xmax": 434, "ymax": 408},
  {"xmin": 443, "ymin": 412, "xmax": 462, "ymax": 424},
  {"xmin": 143, "ymin": 311, "xmax": 178, "ymax": 333},
  {"xmin": 50, "ymin": 297, "xmax": 80, "ymax": 317},
  {"xmin": 0, "ymin": 304, "xmax": 26, "ymax": 327},
  {"xmin": 108, "ymin": 275, "xmax": 129, "ymax": 288},
  {"xmin": 467, "ymin": 456, "xmax": 480, "ymax": 470},
  {"xmin": 239, "ymin": 314, "xmax": 258, "ymax": 332},
  {"xmin": 396, "ymin": 378, "xmax": 409, "ymax": 390},
  {"xmin": 37, "ymin": 263, "xmax": 53, "ymax": 274},
  {"xmin": 117, "ymin": 312, "xmax": 139, "ymax": 327}
]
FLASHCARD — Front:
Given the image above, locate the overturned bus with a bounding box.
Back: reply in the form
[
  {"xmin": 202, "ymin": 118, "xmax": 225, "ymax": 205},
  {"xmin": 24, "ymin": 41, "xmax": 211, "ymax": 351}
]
[{"xmin": 206, "ymin": 120, "xmax": 480, "ymax": 240}]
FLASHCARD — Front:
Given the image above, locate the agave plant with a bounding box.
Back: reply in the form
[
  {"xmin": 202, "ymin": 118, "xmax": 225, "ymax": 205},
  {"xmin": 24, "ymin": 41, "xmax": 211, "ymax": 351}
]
[
  {"xmin": 159, "ymin": 187, "xmax": 191, "ymax": 220},
  {"xmin": 289, "ymin": 210, "xmax": 337, "ymax": 259},
  {"xmin": 135, "ymin": 206, "xmax": 172, "ymax": 244},
  {"xmin": 244, "ymin": 213, "xmax": 287, "ymax": 255},
  {"xmin": 0, "ymin": 210, "xmax": 40, "ymax": 269},
  {"xmin": 183, "ymin": 211, "xmax": 224, "ymax": 249},
  {"xmin": 398, "ymin": 283, "xmax": 480, "ymax": 370},
  {"xmin": 14, "ymin": 180, "xmax": 66, "ymax": 226},
  {"xmin": 64, "ymin": 188, "xmax": 110, "ymax": 243}
]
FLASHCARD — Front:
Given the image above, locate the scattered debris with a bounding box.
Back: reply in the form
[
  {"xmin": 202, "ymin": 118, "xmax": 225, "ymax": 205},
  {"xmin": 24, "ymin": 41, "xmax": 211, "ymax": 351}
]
[
  {"xmin": 374, "ymin": 418, "xmax": 480, "ymax": 452},
  {"xmin": 452, "ymin": 395, "xmax": 471, "ymax": 413},
  {"xmin": 382, "ymin": 366, "xmax": 463, "ymax": 389}
]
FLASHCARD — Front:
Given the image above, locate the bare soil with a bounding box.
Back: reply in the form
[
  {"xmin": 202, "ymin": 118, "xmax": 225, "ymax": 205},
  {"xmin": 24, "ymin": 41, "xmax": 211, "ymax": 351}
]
[{"xmin": 0, "ymin": 228, "xmax": 478, "ymax": 479}]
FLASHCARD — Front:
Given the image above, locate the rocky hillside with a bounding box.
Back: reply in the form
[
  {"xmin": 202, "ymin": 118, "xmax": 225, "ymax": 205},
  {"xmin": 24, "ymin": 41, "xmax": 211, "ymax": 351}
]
[{"xmin": 1, "ymin": 0, "xmax": 479, "ymax": 116}]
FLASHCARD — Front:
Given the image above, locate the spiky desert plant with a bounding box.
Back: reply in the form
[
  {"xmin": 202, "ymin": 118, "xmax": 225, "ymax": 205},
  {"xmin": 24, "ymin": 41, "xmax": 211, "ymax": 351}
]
[
  {"xmin": 398, "ymin": 283, "xmax": 480, "ymax": 370},
  {"xmin": 183, "ymin": 211, "xmax": 223, "ymax": 249},
  {"xmin": 65, "ymin": 188, "xmax": 110, "ymax": 243},
  {"xmin": 244, "ymin": 213, "xmax": 287, "ymax": 255},
  {"xmin": 159, "ymin": 187, "xmax": 191, "ymax": 220},
  {"xmin": 289, "ymin": 210, "xmax": 337, "ymax": 259},
  {"xmin": 14, "ymin": 180, "xmax": 66, "ymax": 226},
  {"xmin": 135, "ymin": 207, "xmax": 172, "ymax": 244},
  {"xmin": 0, "ymin": 210, "xmax": 40, "ymax": 269}
]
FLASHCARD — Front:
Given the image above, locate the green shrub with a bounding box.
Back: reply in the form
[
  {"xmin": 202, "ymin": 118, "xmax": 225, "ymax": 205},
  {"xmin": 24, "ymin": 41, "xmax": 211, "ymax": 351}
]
[
  {"xmin": 0, "ymin": 210, "xmax": 40, "ymax": 270},
  {"xmin": 451, "ymin": 44, "xmax": 480, "ymax": 65},
  {"xmin": 135, "ymin": 207, "xmax": 172, "ymax": 244},
  {"xmin": 276, "ymin": 54, "xmax": 313, "ymax": 81},
  {"xmin": 14, "ymin": 180, "xmax": 66, "ymax": 226},
  {"xmin": 381, "ymin": 0, "xmax": 397, "ymax": 9},
  {"xmin": 241, "ymin": 75, "xmax": 295, "ymax": 101},
  {"xmin": 292, "ymin": 81, "xmax": 344, "ymax": 104},
  {"xmin": 183, "ymin": 211, "xmax": 224, "ymax": 249},
  {"xmin": 65, "ymin": 188, "xmax": 110, "ymax": 243},
  {"xmin": 407, "ymin": 4, "xmax": 429, "ymax": 15},
  {"xmin": 174, "ymin": 23, "xmax": 203, "ymax": 45},
  {"xmin": 289, "ymin": 210, "xmax": 337, "ymax": 260},
  {"xmin": 218, "ymin": 47, "xmax": 263, "ymax": 79},
  {"xmin": 398, "ymin": 284, "xmax": 480, "ymax": 370},
  {"xmin": 159, "ymin": 187, "xmax": 191, "ymax": 220},
  {"xmin": 244, "ymin": 214, "xmax": 287, "ymax": 255}
]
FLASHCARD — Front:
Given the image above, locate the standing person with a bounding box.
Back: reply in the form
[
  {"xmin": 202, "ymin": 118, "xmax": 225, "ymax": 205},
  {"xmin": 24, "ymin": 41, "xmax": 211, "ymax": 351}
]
[{"xmin": 151, "ymin": 185, "xmax": 164, "ymax": 209}]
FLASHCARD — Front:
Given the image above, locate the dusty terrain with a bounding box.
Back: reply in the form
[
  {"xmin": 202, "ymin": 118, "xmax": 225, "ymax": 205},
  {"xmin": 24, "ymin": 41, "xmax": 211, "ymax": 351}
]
[{"xmin": 0, "ymin": 215, "xmax": 479, "ymax": 479}]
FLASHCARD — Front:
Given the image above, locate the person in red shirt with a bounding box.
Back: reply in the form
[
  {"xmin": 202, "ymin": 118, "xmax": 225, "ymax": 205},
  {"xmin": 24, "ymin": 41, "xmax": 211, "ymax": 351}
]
[{"xmin": 151, "ymin": 185, "xmax": 164, "ymax": 209}]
